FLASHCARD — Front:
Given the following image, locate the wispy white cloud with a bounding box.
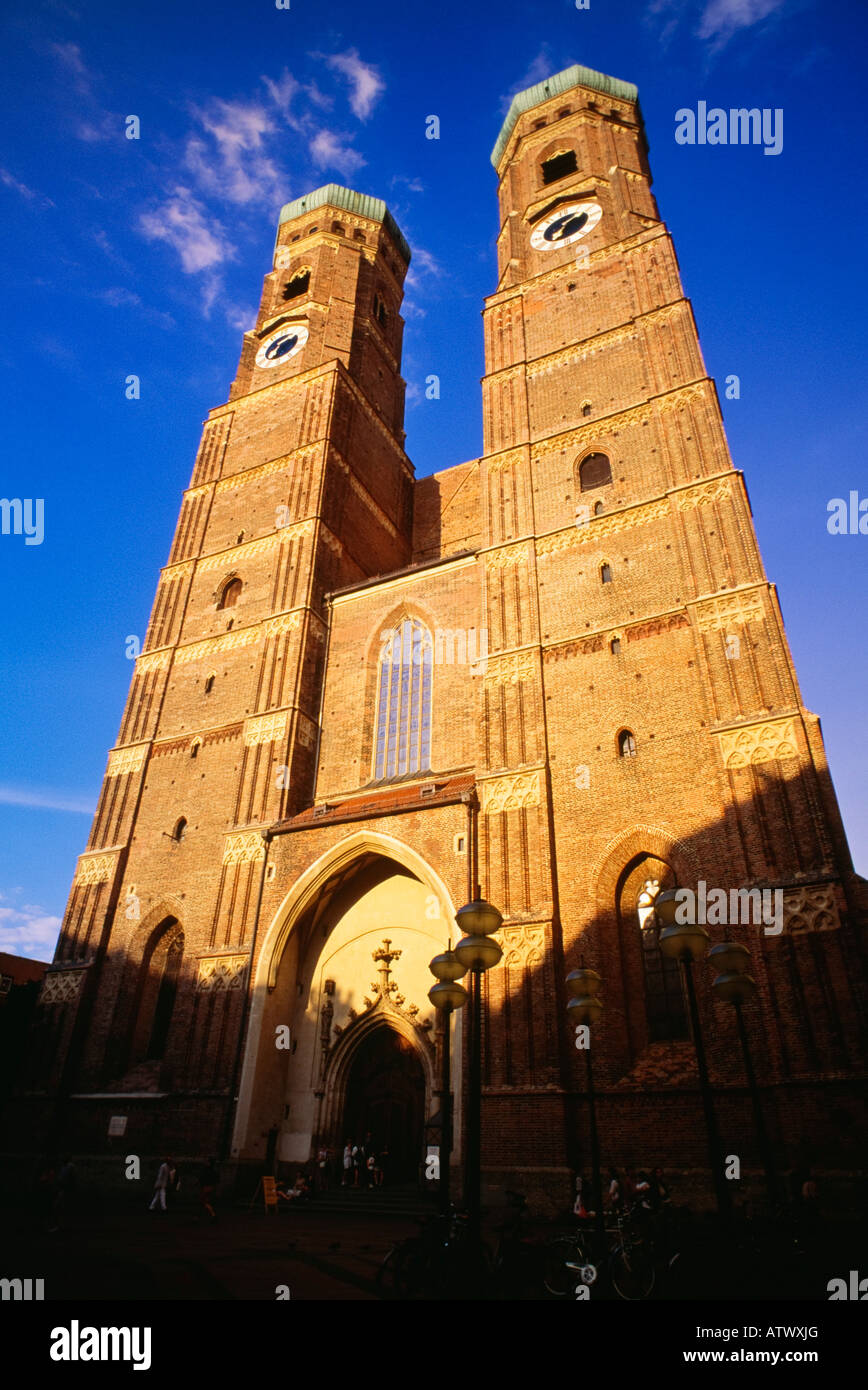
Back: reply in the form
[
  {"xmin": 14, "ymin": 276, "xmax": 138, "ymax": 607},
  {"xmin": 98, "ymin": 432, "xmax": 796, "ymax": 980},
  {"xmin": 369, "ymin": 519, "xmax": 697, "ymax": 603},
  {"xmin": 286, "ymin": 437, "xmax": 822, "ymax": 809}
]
[
  {"xmin": 51, "ymin": 40, "xmax": 92, "ymax": 95},
  {"xmin": 0, "ymin": 167, "xmax": 55, "ymax": 208},
  {"xmin": 697, "ymin": 0, "xmax": 788, "ymax": 43},
  {"xmin": 139, "ymin": 186, "xmax": 234, "ymax": 273},
  {"xmin": 96, "ymin": 286, "xmax": 141, "ymax": 308},
  {"xmin": 390, "ymin": 174, "xmax": 425, "ymax": 194},
  {"xmin": 324, "ymin": 49, "xmax": 385, "ymax": 120},
  {"xmin": 0, "ymin": 785, "xmax": 94, "ymax": 814},
  {"xmin": 185, "ymin": 98, "xmax": 284, "ymax": 206},
  {"xmin": 310, "ymin": 128, "xmax": 366, "ymax": 177},
  {"xmin": 647, "ymin": 0, "xmax": 790, "ymax": 49},
  {"xmin": 0, "ymin": 902, "xmax": 61, "ymax": 961},
  {"xmin": 262, "ymin": 69, "xmax": 300, "ymax": 121},
  {"xmin": 75, "ymin": 113, "xmax": 117, "ymax": 143}
]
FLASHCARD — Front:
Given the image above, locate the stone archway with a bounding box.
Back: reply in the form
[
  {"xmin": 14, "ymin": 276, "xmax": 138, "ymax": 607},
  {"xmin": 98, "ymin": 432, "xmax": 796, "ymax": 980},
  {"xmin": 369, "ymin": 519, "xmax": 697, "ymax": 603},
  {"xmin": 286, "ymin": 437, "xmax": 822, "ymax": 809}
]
[{"xmin": 231, "ymin": 835, "xmax": 460, "ymax": 1170}]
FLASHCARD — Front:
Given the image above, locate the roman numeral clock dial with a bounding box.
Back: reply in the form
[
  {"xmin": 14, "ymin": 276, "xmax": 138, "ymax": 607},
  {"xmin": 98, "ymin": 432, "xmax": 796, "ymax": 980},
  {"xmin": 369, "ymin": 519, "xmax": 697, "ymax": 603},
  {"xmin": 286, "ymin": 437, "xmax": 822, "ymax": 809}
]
[
  {"xmin": 255, "ymin": 323, "xmax": 309, "ymax": 367},
  {"xmin": 530, "ymin": 201, "xmax": 602, "ymax": 250}
]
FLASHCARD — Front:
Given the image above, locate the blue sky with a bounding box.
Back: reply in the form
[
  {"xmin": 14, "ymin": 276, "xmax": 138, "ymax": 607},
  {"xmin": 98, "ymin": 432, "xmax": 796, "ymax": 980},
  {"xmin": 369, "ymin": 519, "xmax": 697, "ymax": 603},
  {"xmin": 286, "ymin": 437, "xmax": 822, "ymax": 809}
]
[{"xmin": 1, "ymin": 0, "xmax": 866, "ymax": 960}]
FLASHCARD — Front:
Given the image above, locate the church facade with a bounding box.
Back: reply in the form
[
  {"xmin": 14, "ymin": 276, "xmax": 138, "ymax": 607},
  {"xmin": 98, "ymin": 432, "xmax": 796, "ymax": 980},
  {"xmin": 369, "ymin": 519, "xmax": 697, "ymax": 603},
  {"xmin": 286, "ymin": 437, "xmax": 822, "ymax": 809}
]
[{"xmin": 14, "ymin": 64, "xmax": 867, "ymax": 1204}]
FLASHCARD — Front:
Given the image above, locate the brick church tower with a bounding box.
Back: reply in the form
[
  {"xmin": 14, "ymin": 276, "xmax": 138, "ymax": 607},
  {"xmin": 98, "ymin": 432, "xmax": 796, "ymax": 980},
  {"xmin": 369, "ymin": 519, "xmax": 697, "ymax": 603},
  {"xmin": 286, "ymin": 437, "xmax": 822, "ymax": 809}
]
[{"xmin": 13, "ymin": 65, "xmax": 866, "ymax": 1205}]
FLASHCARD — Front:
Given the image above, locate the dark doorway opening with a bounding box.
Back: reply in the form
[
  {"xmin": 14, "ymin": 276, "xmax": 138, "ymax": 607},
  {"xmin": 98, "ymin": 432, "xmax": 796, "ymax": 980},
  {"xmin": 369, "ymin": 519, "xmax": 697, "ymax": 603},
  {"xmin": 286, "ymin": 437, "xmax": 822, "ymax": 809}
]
[{"xmin": 341, "ymin": 1027, "xmax": 425, "ymax": 1183}]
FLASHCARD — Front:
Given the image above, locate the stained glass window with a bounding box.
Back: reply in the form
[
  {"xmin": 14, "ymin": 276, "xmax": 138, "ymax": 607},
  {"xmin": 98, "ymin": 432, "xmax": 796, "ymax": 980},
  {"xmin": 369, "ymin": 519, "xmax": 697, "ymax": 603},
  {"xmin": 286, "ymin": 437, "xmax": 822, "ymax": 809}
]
[{"xmin": 374, "ymin": 618, "xmax": 433, "ymax": 779}]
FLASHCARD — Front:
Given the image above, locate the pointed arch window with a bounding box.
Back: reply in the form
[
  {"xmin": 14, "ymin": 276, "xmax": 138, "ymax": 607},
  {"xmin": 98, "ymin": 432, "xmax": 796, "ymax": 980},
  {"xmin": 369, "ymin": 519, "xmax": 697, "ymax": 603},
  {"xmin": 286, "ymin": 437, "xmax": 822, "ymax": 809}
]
[
  {"xmin": 638, "ymin": 880, "xmax": 687, "ymax": 1041},
  {"xmin": 618, "ymin": 729, "xmax": 636, "ymax": 758},
  {"xmin": 541, "ymin": 149, "xmax": 578, "ymax": 185},
  {"xmin": 579, "ymin": 452, "xmax": 613, "ymax": 491},
  {"xmin": 283, "ymin": 269, "xmax": 310, "ymax": 301},
  {"xmin": 374, "ymin": 618, "xmax": 433, "ymax": 779},
  {"xmin": 218, "ymin": 577, "xmax": 242, "ymax": 610}
]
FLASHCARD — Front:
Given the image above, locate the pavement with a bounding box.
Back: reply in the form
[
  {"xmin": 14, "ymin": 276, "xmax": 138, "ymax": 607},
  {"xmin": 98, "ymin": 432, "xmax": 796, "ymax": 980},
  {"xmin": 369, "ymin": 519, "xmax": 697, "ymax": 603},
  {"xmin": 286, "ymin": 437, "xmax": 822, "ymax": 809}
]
[{"xmin": 2, "ymin": 1189, "xmax": 421, "ymax": 1301}]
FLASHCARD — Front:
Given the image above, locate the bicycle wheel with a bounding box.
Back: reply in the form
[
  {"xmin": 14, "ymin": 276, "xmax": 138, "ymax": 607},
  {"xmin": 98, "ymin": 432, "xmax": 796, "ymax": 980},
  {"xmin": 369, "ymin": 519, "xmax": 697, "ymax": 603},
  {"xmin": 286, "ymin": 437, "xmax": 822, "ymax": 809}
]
[
  {"xmin": 609, "ymin": 1240, "xmax": 655, "ymax": 1300},
  {"xmin": 543, "ymin": 1234, "xmax": 591, "ymax": 1298}
]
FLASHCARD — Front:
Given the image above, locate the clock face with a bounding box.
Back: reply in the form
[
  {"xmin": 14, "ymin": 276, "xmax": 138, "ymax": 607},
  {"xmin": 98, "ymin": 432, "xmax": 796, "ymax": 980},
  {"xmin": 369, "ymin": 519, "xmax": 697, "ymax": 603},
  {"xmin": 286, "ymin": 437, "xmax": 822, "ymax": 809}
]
[
  {"xmin": 530, "ymin": 202, "xmax": 602, "ymax": 251},
  {"xmin": 255, "ymin": 324, "xmax": 309, "ymax": 368}
]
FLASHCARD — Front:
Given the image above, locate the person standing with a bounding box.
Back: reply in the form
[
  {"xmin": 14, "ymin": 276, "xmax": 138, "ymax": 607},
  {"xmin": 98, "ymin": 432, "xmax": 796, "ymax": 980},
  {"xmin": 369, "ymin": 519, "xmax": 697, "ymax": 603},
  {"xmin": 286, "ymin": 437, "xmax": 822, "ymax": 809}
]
[
  {"xmin": 166, "ymin": 1160, "xmax": 181, "ymax": 1210},
  {"xmin": 198, "ymin": 1157, "xmax": 219, "ymax": 1221},
  {"xmin": 149, "ymin": 1157, "xmax": 172, "ymax": 1212},
  {"xmin": 342, "ymin": 1141, "xmax": 353, "ymax": 1187}
]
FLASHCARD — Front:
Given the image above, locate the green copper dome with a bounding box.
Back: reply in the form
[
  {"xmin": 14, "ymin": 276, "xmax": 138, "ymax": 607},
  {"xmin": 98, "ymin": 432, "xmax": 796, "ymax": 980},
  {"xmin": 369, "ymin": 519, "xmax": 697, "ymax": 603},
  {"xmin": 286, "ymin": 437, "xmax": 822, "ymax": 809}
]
[
  {"xmin": 491, "ymin": 63, "xmax": 638, "ymax": 169},
  {"xmin": 276, "ymin": 183, "xmax": 411, "ymax": 264}
]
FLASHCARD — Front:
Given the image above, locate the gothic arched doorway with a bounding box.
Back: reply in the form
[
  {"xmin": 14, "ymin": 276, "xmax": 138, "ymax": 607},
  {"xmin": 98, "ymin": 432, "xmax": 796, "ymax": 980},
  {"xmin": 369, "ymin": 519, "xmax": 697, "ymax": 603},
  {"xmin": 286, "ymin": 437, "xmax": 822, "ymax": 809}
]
[{"xmin": 341, "ymin": 1026, "xmax": 425, "ymax": 1182}]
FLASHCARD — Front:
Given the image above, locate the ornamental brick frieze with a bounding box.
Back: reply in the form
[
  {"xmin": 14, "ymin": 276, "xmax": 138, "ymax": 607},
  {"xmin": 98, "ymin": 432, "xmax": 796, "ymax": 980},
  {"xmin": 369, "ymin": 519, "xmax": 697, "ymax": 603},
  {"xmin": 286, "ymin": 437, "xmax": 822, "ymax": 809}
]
[
  {"xmin": 715, "ymin": 717, "xmax": 799, "ymax": 769},
  {"xmin": 484, "ymin": 449, "xmax": 523, "ymax": 474},
  {"xmin": 196, "ymin": 519, "xmax": 314, "ymax": 574},
  {"xmin": 160, "ymin": 559, "xmax": 196, "ymax": 579},
  {"xmin": 544, "ymin": 610, "xmax": 689, "ymax": 660},
  {"xmin": 39, "ymin": 970, "xmax": 85, "ymax": 1005},
  {"xmin": 658, "ymin": 381, "xmax": 707, "ymax": 414},
  {"xmin": 174, "ymin": 610, "xmax": 302, "ymax": 666},
  {"xmin": 525, "ymin": 323, "xmax": 638, "ymax": 380},
  {"xmin": 134, "ymin": 648, "xmax": 171, "ymax": 673},
  {"xmin": 676, "ymin": 477, "xmax": 732, "ymax": 507},
  {"xmin": 106, "ymin": 743, "xmax": 149, "ymax": 777},
  {"xmin": 483, "ymin": 650, "xmax": 537, "ymax": 684},
  {"xmin": 530, "ymin": 380, "xmax": 707, "ymax": 462},
  {"xmin": 263, "ymin": 610, "xmax": 303, "ymax": 639},
  {"xmin": 480, "ymin": 770, "xmax": 542, "ymax": 814},
  {"xmin": 484, "ymin": 542, "xmax": 532, "ymax": 571},
  {"xmin": 536, "ymin": 497, "xmax": 669, "ymax": 556},
  {"xmin": 526, "ymin": 225, "xmax": 668, "ymax": 296},
  {"xmin": 74, "ymin": 851, "xmax": 119, "ymax": 886},
  {"xmin": 175, "ymin": 626, "xmax": 262, "ymax": 665},
  {"xmin": 196, "ymin": 955, "xmax": 249, "ymax": 992},
  {"xmin": 213, "ymin": 446, "xmax": 319, "ymax": 495},
  {"xmin": 523, "ymin": 304, "xmax": 685, "ymax": 384},
  {"xmin": 626, "ymin": 612, "xmax": 690, "ymax": 643},
  {"xmin": 222, "ymin": 830, "xmax": 267, "ymax": 865},
  {"xmin": 694, "ymin": 589, "xmax": 765, "ymax": 632},
  {"xmin": 783, "ymin": 884, "xmax": 841, "ymax": 933},
  {"xmin": 244, "ymin": 711, "xmax": 288, "ymax": 746},
  {"xmin": 545, "ymin": 634, "xmax": 605, "ymax": 660},
  {"xmin": 500, "ymin": 921, "xmax": 547, "ymax": 965}
]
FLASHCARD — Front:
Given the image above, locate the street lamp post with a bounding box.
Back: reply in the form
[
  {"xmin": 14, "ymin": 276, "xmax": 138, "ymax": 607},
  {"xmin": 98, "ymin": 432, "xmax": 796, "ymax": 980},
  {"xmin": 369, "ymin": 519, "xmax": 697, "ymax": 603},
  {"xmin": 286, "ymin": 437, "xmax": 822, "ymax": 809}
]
[
  {"xmin": 428, "ymin": 946, "xmax": 468, "ymax": 1216},
  {"xmin": 709, "ymin": 941, "xmax": 778, "ymax": 1208},
  {"xmin": 566, "ymin": 966, "xmax": 606, "ymax": 1265},
  {"xmin": 453, "ymin": 897, "xmax": 503, "ymax": 1240},
  {"xmin": 655, "ymin": 889, "xmax": 732, "ymax": 1221}
]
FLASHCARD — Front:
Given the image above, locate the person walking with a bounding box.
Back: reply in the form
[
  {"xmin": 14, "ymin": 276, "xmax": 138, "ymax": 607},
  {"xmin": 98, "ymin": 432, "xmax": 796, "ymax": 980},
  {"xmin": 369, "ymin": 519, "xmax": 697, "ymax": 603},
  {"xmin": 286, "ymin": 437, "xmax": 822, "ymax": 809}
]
[
  {"xmin": 198, "ymin": 1157, "xmax": 219, "ymax": 1221},
  {"xmin": 149, "ymin": 1157, "xmax": 172, "ymax": 1212},
  {"xmin": 166, "ymin": 1160, "xmax": 181, "ymax": 1210}
]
